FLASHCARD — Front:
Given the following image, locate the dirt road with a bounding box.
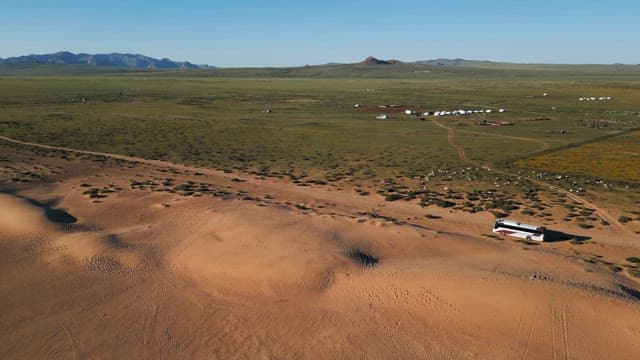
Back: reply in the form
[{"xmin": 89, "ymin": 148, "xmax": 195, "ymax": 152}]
[{"xmin": 425, "ymin": 121, "xmax": 630, "ymax": 236}]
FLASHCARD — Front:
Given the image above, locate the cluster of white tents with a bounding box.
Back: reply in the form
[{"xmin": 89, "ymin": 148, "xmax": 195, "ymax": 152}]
[
  {"xmin": 371, "ymin": 106, "xmax": 507, "ymax": 120},
  {"xmin": 579, "ymin": 96, "xmax": 612, "ymax": 101},
  {"xmin": 409, "ymin": 108, "xmax": 505, "ymax": 117}
]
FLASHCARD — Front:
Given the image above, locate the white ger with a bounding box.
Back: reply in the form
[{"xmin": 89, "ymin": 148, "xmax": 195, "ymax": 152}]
[{"xmin": 492, "ymin": 218, "xmax": 546, "ymax": 241}]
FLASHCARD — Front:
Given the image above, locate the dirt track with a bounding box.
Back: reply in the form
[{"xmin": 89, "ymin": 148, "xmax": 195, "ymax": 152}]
[
  {"xmin": 425, "ymin": 121, "xmax": 630, "ymax": 236},
  {"xmin": 431, "ymin": 118, "xmax": 468, "ymax": 161}
]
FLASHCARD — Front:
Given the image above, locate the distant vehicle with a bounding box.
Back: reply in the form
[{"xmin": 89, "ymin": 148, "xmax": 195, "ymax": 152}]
[
  {"xmin": 376, "ymin": 114, "xmax": 389, "ymax": 120},
  {"xmin": 493, "ymin": 219, "xmax": 545, "ymax": 241}
]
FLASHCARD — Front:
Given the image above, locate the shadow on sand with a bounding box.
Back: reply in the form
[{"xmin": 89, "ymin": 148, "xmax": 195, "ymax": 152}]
[
  {"xmin": 544, "ymin": 229, "xmax": 591, "ymax": 243},
  {"xmin": 620, "ymin": 285, "xmax": 640, "ymax": 301},
  {"xmin": 1, "ymin": 190, "xmax": 77, "ymax": 224}
]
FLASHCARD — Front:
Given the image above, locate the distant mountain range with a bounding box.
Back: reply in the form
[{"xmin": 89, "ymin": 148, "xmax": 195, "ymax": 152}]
[
  {"xmin": 356, "ymin": 57, "xmax": 639, "ymax": 66},
  {"xmin": 317, "ymin": 56, "xmax": 497, "ymax": 67},
  {"xmin": 0, "ymin": 51, "xmax": 209, "ymax": 69},
  {"xmin": 1, "ymin": 52, "xmax": 635, "ymax": 72},
  {"xmin": 349, "ymin": 56, "xmax": 500, "ymax": 67}
]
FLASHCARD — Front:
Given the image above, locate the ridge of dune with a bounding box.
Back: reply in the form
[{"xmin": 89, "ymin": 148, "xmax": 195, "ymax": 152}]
[{"xmin": 0, "ymin": 193, "xmax": 56, "ymax": 237}]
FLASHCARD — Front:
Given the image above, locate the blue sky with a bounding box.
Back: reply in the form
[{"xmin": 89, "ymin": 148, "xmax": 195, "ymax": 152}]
[{"xmin": 1, "ymin": 0, "xmax": 638, "ymax": 67}]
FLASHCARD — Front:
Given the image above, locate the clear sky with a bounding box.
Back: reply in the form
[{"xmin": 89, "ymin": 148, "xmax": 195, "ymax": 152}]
[{"xmin": 1, "ymin": 0, "xmax": 639, "ymax": 67}]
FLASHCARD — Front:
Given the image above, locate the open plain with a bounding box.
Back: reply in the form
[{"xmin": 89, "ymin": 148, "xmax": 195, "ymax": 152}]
[{"xmin": 1, "ymin": 63, "xmax": 640, "ymax": 358}]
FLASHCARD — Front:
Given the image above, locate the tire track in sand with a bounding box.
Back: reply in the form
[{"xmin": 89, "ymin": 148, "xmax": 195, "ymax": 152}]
[
  {"xmin": 550, "ymin": 303, "xmax": 572, "ymax": 360},
  {"xmin": 510, "ymin": 309, "xmax": 526, "ymax": 359},
  {"xmin": 520, "ymin": 307, "xmax": 538, "ymax": 360},
  {"xmin": 61, "ymin": 326, "xmax": 78, "ymax": 360},
  {"xmin": 509, "ymin": 306, "xmax": 540, "ymax": 360},
  {"xmin": 550, "ymin": 306, "xmax": 558, "ymax": 360},
  {"xmin": 562, "ymin": 305, "xmax": 570, "ymax": 360}
]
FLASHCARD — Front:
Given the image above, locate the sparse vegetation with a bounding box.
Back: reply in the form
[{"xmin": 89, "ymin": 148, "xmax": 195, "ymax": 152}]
[
  {"xmin": 1, "ymin": 65, "xmax": 639, "ymax": 217},
  {"xmin": 619, "ymin": 216, "xmax": 633, "ymax": 224},
  {"xmin": 626, "ymin": 257, "xmax": 640, "ymax": 264},
  {"xmin": 608, "ymin": 265, "xmax": 623, "ymax": 273},
  {"xmin": 628, "ymin": 267, "xmax": 640, "ymax": 278}
]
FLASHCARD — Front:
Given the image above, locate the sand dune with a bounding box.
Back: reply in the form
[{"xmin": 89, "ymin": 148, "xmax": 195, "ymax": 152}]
[
  {"xmin": 1, "ymin": 142, "xmax": 639, "ymax": 359},
  {"xmin": 0, "ymin": 193, "xmax": 56, "ymax": 238}
]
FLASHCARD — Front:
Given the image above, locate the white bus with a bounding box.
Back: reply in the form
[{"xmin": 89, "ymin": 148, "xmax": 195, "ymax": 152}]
[{"xmin": 492, "ymin": 219, "xmax": 545, "ymax": 242}]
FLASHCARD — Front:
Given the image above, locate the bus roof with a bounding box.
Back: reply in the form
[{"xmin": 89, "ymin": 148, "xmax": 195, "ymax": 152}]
[{"xmin": 495, "ymin": 218, "xmax": 542, "ymax": 231}]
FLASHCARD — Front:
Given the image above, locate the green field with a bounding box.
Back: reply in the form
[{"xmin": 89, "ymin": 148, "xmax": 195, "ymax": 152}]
[
  {"xmin": 515, "ymin": 131, "xmax": 640, "ymax": 183},
  {"xmin": 1, "ymin": 63, "xmax": 640, "ymax": 193}
]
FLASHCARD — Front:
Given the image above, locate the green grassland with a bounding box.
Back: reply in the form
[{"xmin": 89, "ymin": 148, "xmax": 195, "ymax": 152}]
[
  {"xmin": 515, "ymin": 131, "xmax": 640, "ymax": 183},
  {"xmin": 1, "ymin": 63, "xmax": 640, "ymax": 195}
]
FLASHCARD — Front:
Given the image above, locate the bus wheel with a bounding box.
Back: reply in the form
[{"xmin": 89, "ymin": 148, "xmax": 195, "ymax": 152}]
[{"xmin": 526, "ymin": 236, "xmax": 532, "ymax": 241}]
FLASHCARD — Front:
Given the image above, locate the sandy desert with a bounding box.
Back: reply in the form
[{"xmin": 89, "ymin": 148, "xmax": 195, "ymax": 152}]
[{"xmin": 1, "ymin": 135, "xmax": 639, "ymax": 359}]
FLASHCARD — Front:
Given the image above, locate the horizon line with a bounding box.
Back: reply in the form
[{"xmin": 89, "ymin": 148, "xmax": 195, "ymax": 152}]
[{"xmin": 0, "ymin": 51, "xmax": 638, "ymax": 68}]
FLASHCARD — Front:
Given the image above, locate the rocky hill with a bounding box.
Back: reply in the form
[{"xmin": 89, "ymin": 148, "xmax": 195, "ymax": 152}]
[{"xmin": 359, "ymin": 56, "xmax": 403, "ymax": 65}]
